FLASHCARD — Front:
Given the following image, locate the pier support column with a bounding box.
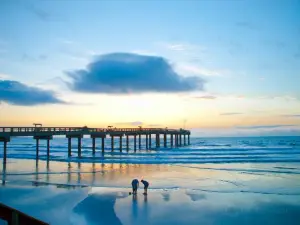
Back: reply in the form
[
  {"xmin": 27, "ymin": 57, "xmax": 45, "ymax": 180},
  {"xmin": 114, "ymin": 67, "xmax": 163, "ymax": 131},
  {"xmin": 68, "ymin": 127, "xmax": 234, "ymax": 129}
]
[
  {"xmin": 101, "ymin": 137, "xmax": 105, "ymax": 152},
  {"xmin": 134, "ymin": 135, "xmax": 137, "ymax": 152},
  {"xmin": 188, "ymin": 135, "xmax": 190, "ymax": 145},
  {"xmin": 184, "ymin": 135, "xmax": 186, "ymax": 145},
  {"xmin": 36, "ymin": 138, "xmax": 39, "ymax": 159},
  {"xmin": 164, "ymin": 134, "xmax": 167, "ymax": 148},
  {"xmin": 92, "ymin": 137, "xmax": 96, "ymax": 155},
  {"xmin": 171, "ymin": 134, "xmax": 173, "ymax": 148},
  {"xmin": 149, "ymin": 134, "xmax": 152, "ymax": 149},
  {"xmin": 175, "ymin": 134, "xmax": 178, "ymax": 147},
  {"xmin": 68, "ymin": 138, "xmax": 72, "ymax": 157},
  {"xmin": 139, "ymin": 134, "xmax": 141, "ymax": 150},
  {"xmin": 3, "ymin": 141, "xmax": 7, "ymax": 164},
  {"xmin": 78, "ymin": 137, "xmax": 82, "ymax": 157},
  {"xmin": 179, "ymin": 134, "xmax": 182, "ymax": 146},
  {"xmin": 126, "ymin": 135, "xmax": 129, "ymax": 151},
  {"xmin": 119, "ymin": 136, "xmax": 122, "ymax": 152},
  {"xmin": 146, "ymin": 134, "xmax": 148, "ymax": 149},
  {"xmin": 47, "ymin": 139, "xmax": 50, "ymax": 159},
  {"xmin": 111, "ymin": 136, "xmax": 114, "ymax": 152},
  {"xmin": 156, "ymin": 134, "xmax": 160, "ymax": 148}
]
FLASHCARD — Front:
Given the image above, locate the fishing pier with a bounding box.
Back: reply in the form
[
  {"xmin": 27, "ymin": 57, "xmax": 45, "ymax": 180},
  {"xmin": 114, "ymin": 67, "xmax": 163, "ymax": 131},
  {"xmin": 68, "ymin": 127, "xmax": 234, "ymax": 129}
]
[{"xmin": 0, "ymin": 126, "xmax": 191, "ymax": 162}]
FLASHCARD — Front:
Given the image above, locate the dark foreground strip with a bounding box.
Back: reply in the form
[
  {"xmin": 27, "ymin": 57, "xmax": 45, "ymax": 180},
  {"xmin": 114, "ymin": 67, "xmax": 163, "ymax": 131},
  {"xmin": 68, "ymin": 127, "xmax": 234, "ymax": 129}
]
[{"xmin": 0, "ymin": 202, "xmax": 49, "ymax": 225}]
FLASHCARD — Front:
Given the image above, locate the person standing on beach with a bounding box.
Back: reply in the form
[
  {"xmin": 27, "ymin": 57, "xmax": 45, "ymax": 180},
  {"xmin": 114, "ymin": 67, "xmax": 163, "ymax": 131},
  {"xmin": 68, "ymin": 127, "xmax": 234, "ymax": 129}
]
[
  {"xmin": 141, "ymin": 179, "xmax": 149, "ymax": 195},
  {"xmin": 131, "ymin": 179, "xmax": 139, "ymax": 195}
]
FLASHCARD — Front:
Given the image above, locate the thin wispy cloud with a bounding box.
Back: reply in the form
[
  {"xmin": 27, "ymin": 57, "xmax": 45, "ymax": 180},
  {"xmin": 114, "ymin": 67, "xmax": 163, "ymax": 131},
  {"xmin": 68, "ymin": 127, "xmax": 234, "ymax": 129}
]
[
  {"xmin": 220, "ymin": 112, "xmax": 243, "ymax": 116},
  {"xmin": 158, "ymin": 42, "xmax": 206, "ymax": 52},
  {"xmin": 193, "ymin": 95, "xmax": 217, "ymax": 100},
  {"xmin": 236, "ymin": 21, "xmax": 258, "ymax": 30},
  {"xmin": 21, "ymin": 53, "xmax": 48, "ymax": 61},
  {"xmin": 176, "ymin": 64, "xmax": 228, "ymax": 77},
  {"xmin": 21, "ymin": 1, "xmax": 65, "ymax": 22},
  {"xmin": 0, "ymin": 80, "xmax": 65, "ymax": 106},
  {"xmin": 22, "ymin": 2, "xmax": 51, "ymax": 21},
  {"xmin": 58, "ymin": 39, "xmax": 96, "ymax": 61},
  {"xmin": 236, "ymin": 125, "xmax": 295, "ymax": 129},
  {"xmin": 147, "ymin": 124, "xmax": 162, "ymax": 127},
  {"xmin": 281, "ymin": 114, "xmax": 300, "ymax": 118},
  {"xmin": 113, "ymin": 121, "xmax": 143, "ymax": 126},
  {"xmin": 66, "ymin": 53, "xmax": 205, "ymax": 94},
  {"xmin": 0, "ymin": 74, "xmax": 11, "ymax": 79}
]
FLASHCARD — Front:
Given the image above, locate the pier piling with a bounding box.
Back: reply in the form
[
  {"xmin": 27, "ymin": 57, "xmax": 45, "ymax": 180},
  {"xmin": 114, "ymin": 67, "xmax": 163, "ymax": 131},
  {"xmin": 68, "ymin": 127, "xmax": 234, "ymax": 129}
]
[
  {"xmin": 134, "ymin": 135, "xmax": 137, "ymax": 151},
  {"xmin": 68, "ymin": 138, "xmax": 71, "ymax": 157},
  {"xmin": 126, "ymin": 135, "xmax": 129, "ymax": 151},
  {"xmin": 3, "ymin": 141, "xmax": 7, "ymax": 164},
  {"xmin": 92, "ymin": 137, "xmax": 96, "ymax": 155},
  {"xmin": 111, "ymin": 136, "xmax": 114, "ymax": 152},
  {"xmin": 36, "ymin": 139, "xmax": 39, "ymax": 159},
  {"xmin": 119, "ymin": 136, "xmax": 122, "ymax": 152},
  {"xmin": 179, "ymin": 134, "xmax": 182, "ymax": 146},
  {"xmin": 101, "ymin": 137, "xmax": 105, "ymax": 152},
  {"xmin": 156, "ymin": 134, "xmax": 160, "ymax": 148},
  {"xmin": 47, "ymin": 139, "xmax": 50, "ymax": 159},
  {"xmin": 139, "ymin": 134, "xmax": 141, "ymax": 150},
  {"xmin": 78, "ymin": 137, "xmax": 82, "ymax": 157}
]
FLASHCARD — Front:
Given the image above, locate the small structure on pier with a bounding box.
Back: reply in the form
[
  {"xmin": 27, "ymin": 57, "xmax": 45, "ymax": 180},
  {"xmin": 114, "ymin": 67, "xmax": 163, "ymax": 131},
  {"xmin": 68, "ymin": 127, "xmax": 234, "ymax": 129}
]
[{"xmin": 0, "ymin": 126, "xmax": 191, "ymax": 161}]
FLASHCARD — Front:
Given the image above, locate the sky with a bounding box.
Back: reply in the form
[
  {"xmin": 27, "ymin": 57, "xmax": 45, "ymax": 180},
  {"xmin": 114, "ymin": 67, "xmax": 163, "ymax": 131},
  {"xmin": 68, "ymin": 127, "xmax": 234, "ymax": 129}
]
[{"xmin": 0, "ymin": 0, "xmax": 300, "ymax": 137}]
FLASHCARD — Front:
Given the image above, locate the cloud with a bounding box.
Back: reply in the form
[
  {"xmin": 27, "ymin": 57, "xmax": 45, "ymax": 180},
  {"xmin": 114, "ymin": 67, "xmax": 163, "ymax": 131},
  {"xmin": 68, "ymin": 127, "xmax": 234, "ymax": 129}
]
[
  {"xmin": 0, "ymin": 80, "xmax": 65, "ymax": 106},
  {"xmin": 21, "ymin": 53, "xmax": 48, "ymax": 61},
  {"xmin": 58, "ymin": 39, "xmax": 96, "ymax": 61},
  {"xmin": 23, "ymin": 2, "xmax": 51, "ymax": 21},
  {"xmin": 282, "ymin": 114, "xmax": 300, "ymax": 118},
  {"xmin": 159, "ymin": 42, "xmax": 206, "ymax": 52},
  {"xmin": 236, "ymin": 125, "xmax": 296, "ymax": 129},
  {"xmin": 113, "ymin": 121, "xmax": 143, "ymax": 126},
  {"xmin": 147, "ymin": 124, "xmax": 163, "ymax": 127},
  {"xmin": 0, "ymin": 74, "xmax": 11, "ymax": 79},
  {"xmin": 236, "ymin": 21, "xmax": 257, "ymax": 30},
  {"xmin": 66, "ymin": 53, "xmax": 205, "ymax": 94},
  {"xmin": 176, "ymin": 64, "xmax": 227, "ymax": 77},
  {"xmin": 193, "ymin": 95, "xmax": 217, "ymax": 100},
  {"xmin": 220, "ymin": 112, "xmax": 243, "ymax": 116}
]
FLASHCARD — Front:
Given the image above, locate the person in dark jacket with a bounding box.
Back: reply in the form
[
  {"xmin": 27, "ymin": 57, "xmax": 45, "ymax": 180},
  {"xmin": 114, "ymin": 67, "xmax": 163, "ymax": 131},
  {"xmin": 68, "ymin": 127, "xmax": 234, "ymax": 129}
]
[
  {"xmin": 131, "ymin": 179, "xmax": 139, "ymax": 195},
  {"xmin": 141, "ymin": 179, "xmax": 149, "ymax": 195}
]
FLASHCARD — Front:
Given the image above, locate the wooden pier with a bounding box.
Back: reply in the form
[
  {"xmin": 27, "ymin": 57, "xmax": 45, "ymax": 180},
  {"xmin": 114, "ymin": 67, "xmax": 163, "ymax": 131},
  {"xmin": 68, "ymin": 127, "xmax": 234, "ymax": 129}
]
[{"xmin": 0, "ymin": 126, "xmax": 191, "ymax": 161}]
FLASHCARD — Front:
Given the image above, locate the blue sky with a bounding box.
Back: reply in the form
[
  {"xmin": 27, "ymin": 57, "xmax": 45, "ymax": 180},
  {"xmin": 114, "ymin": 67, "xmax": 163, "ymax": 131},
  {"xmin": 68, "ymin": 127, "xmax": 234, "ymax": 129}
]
[{"xmin": 0, "ymin": 0, "xmax": 300, "ymax": 136}]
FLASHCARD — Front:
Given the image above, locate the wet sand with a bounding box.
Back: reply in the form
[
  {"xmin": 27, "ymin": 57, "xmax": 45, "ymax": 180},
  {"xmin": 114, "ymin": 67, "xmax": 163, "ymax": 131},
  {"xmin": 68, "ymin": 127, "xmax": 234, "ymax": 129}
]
[{"xmin": 1, "ymin": 159, "xmax": 300, "ymax": 224}]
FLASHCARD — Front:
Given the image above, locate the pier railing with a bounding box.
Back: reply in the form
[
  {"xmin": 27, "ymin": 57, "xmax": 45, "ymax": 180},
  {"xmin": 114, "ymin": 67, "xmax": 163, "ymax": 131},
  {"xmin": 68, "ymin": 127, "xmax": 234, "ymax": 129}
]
[{"xmin": 0, "ymin": 127, "xmax": 187, "ymax": 134}]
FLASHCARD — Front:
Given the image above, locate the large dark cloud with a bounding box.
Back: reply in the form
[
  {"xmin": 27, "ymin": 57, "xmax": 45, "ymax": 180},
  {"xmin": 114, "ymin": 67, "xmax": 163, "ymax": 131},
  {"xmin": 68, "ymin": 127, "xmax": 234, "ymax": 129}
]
[
  {"xmin": 66, "ymin": 53, "xmax": 205, "ymax": 94},
  {"xmin": 0, "ymin": 80, "xmax": 65, "ymax": 106}
]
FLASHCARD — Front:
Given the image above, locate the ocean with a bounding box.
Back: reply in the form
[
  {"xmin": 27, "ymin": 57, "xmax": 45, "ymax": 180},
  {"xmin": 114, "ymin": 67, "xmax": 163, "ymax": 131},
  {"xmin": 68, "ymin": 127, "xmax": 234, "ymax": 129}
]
[
  {"xmin": 1, "ymin": 136, "xmax": 300, "ymax": 164},
  {"xmin": 1, "ymin": 136, "xmax": 300, "ymax": 225}
]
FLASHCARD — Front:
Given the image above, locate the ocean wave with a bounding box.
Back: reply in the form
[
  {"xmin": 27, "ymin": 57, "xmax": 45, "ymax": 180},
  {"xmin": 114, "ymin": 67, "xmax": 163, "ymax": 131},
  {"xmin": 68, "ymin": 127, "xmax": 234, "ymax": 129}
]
[{"xmin": 2, "ymin": 153, "xmax": 300, "ymax": 164}]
